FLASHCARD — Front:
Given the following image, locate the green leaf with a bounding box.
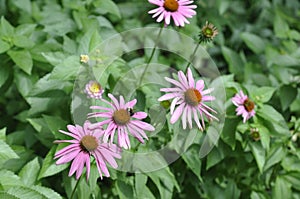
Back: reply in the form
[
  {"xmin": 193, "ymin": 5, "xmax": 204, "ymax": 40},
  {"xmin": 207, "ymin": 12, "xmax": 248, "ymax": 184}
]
[
  {"xmin": 7, "ymin": 50, "xmax": 33, "ymax": 75},
  {"xmin": 0, "ymin": 17, "xmax": 14, "ymax": 36},
  {"xmin": 0, "ymin": 170, "xmax": 23, "ymax": 190},
  {"xmin": 263, "ymin": 146, "xmax": 285, "ymax": 171},
  {"xmin": 0, "ymin": 192, "xmax": 18, "ymax": 199},
  {"xmin": 250, "ymin": 191, "xmax": 268, "ymax": 199},
  {"xmin": 135, "ymin": 174, "xmax": 155, "ymax": 199},
  {"xmin": 225, "ymin": 179, "xmax": 241, "ymax": 199},
  {"xmin": 281, "ymin": 155, "xmax": 300, "ymax": 172},
  {"xmin": 221, "ymin": 117, "xmax": 240, "ymax": 150},
  {"xmin": 221, "ymin": 46, "xmax": 244, "ymax": 80},
  {"xmin": 0, "ymin": 127, "xmax": 6, "ymax": 141},
  {"xmin": 15, "ymin": 24, "xmax": 36, "ymax": 36},
  {"xmin": 274, "ymin": 14, "xmax": 289, "ymax": 38},
  {"xmin": 240, "ymin": 32, "xmax": 266, "ymax": 54},
  {"xmin": 12, "ymin": 0, "xmax": 31, "ymax": 14},
  {"xmin": 0, "ymin": 140, "xmax": 19, "ymax": 166},
  {"xmin": 93, "ymin": 0, "xmax": 121, "ymax": 19},
  {"xmin": 18, "ymin": 157, "xmax": 40, "ymax": 186},
  {"xmin": 246, "ymin": 86, "xmax": 276, "ymax": 103},
  {"xmin": 49, "ymin": 55, "xmax": 81, "ymax": 80},
  {"xmin": 249, "ymin": 142, "xmax": 265, "ymax": 173},
  {"xmin": 257, "ymin": 105, "xmax": 290, "ymax": 136},
  {"xmin": 272, "ymin": 176, "xmax": 292, "ymax": 199},
  {"xmin": 279, "ymin": 85, "xmax": 297, "ymax": 111},
  {"xmin": 42, "ymin": 115, "xmax": 67, "ymax": 137},
  {"xmin": 13, "ymin": 69, "xmax": 36, "ymax": 98},
  {"xmin": 281, "ymin": 172, "xmax": 300, "ymax": 191},
  {"xmin": 0, "ymin": 39, "xmax": 10, "ymax": 53},
  {"xmin": 182, "ymin": 144, "xmax": 202, "ymax": 181},
  {"xmin": 148, "ymin": 167, "xmax": 180, "ymax": 199},
  {"xmin": 116, "ymin": 180, "xmax": 134, "ymax": 199},
  {"xmin": 12, "ymin": 35, "xmax": 34, "ymax": 48},
  {"xmin": 38, "ymin": 146, "xmax": 68, "ymax": 180},
  {"xmin": 6, "ymin": 186, "xmax": 62, "ymax": 199},
  {"xmin": 0, "ymin": 64, "xmax": 10, "ymax": 88}
]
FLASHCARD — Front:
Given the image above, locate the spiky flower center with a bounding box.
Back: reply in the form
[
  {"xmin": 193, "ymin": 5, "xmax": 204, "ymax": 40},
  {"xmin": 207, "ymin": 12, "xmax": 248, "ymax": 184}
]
[
  {"xmin": 89, "ymin": 82, "xmax": 101, "ymax": 93},
  {"xmin": 203, "ymin": 27, "xmax": 214, "ymax": 38},
  {"xmin": 80, "ymin": 135, "xmax": 98, "ymax": 152},
  {"xmin": 185, "ymin": 88, "xmax": 202, "ymax": 106},
  {"xmin": 164, "ymin": 0, "xmax": 179, "ymax": 12},
  {"xmin": 113, "ymin": 109, "xmax": 130, "ymax": 125},
  {"xmin": 243, "ymin": 99, "xmax": 255, "ymax": 112}
]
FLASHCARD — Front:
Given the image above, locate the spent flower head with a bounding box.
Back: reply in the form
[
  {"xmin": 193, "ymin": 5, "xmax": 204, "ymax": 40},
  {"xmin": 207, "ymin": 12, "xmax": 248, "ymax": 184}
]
[
  {"xmin": 54, "ymin": 121, "xmax": 121, "ymax": 180},
  {"xmin": 158, "ymin": 68, "xmax": 218, "ymax": 130},
  {"xmin": 148, "ymin": 0, "xmax": 197, "ymax": 27},
  {"xmin": 88, "ymin": 94, "xmax": 155, "ymax": 149},
  {"xmin": 199, "ymin": 21, "xmax": 218, "ymax": 43}
]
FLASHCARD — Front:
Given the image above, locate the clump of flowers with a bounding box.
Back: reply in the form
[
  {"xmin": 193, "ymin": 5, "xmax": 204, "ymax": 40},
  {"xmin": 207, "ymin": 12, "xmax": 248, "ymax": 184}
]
[
  {"xmin": 232, "ymin": 90, "xmax": 256, "ymax": 123},
  {"xmin": 148, "ymin": 0, "xmax": 197, "ymax": 27},
  {"xmin": 80, "ymin": 54, "xmax": 89, "ymax": 63},
  {"xmin": 158, "ymin": 67, "xmax": 218, "ymax": 130},
  {"xmin": 88, "ymin": 94, "xmax": 155, "ymax": 149},
  {"xmin": 84, "ymin": 80, "xmax": 104, "ymax": 99},
  {"xmin": 54, "ymin": 121, "xmax": 121, "ymax": 180},
  {"xmin": 199, "ymin": 21, "xmax": 218, "ymax": 43}
]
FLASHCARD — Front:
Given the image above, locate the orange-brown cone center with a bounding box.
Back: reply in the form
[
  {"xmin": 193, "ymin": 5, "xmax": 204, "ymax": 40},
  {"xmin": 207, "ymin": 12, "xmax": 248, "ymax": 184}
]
[
  {"xmin": 113, "ymin": 109, "xmax": 130, "ymax": 125},
  {"xmin": 80, "ymin": 135, "xmax": 98, "ymax": 152},
  {"xmin": 185, "ymin": 88, "xmax": 202, "ymax": 106},
  {"xmin": 164, "ymin": 0, "xmax": 179, "ymax": 12},
  {"xmin": 243, "ymin": 99, "xmax": 255, "ymax": 112}
]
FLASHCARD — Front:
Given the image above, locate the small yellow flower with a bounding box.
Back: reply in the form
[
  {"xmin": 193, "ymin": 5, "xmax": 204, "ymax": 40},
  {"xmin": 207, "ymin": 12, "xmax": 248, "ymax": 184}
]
[{"xmin": 80, "ymin": 54, "xmax": 89, "ymax": 63}]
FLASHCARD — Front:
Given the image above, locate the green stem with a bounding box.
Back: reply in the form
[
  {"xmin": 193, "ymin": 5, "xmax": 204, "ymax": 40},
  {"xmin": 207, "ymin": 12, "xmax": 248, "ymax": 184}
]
[
  {"xmin": 70, "ymin": 177, "xmax": 81, "ymax": 199},
  {"xmin": 138, "ymin": 24, "xmax": 164, "ymax": 87},
  {"xmin": 185, "ymin": 41, "xmax": 201, "ymax": 72}
]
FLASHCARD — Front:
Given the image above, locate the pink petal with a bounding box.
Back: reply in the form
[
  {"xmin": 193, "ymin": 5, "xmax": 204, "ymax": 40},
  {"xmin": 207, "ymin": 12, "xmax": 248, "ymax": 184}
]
[
  {"xmin": 170, "ymin": 103, "xmax": 185, "ymax": 124},
  {"xmin": 125, "ymin": 99, "xmax": 137, "ymax": 108},
  {"xmin": 196, "ymin": 80, "xmax": 205, "ymax": 91},
  {"xmin": 130, "ymin": 120, "xmax": 155, "ymax": 131},
  {"xmin": 158, "ymin": 93, "xmax": 181, "ymax": 101},
  {"xmin": 132, "ymin": 111, "xmax": 147, "ymax": 119},
  {"xmin": 108, "ymin": 94, "xmax": 120, "ymax": 109},
  {"xmin": 181, "ymin": 105, "xmax": 187, "ymax": 129},
  {"xmin": 187, "ymin": 68, "xmax": 195, "ymax": 88},
  {"xmin": 56, "ymin": 148, "xmax": 80, "ymax": 164}
]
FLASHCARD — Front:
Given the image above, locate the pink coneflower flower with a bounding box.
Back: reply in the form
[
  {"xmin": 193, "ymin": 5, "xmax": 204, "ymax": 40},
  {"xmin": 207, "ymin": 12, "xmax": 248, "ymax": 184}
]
[
  {"xmin": 88, "ymin": 94, "xmax": 155, "ymax": 149},
  {"xmin": 54, "ymin": 121, "xmax": 121, "ymax": 180},
  {"xmin": 158, "ymin": 68, "xmax": 218, "ymax": 130},
  {"xmin": 84, "ymin": 80, "xmax": 104, "ymax": 99},
  {"xmin": 231, "ymin": 90, "xmax": 256, "ymax": 123},
  {"xmin": 148, "ymin": 0, "xmax": 197, "ymax": 27}
]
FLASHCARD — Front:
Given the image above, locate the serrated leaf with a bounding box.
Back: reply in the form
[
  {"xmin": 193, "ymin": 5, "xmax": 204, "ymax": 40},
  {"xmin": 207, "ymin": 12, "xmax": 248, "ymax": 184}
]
[
  {"xmin": 15, "ymin": 24, "xmax": 36, "ymax": 36},
  {"xmin": 0, "ymin": 17, "xmax": 14, "ymax": 36},
  {"xmin": 50, "ymin": 55, "xmax": 81, "ymax": 80},
  {"xmin": 241, "ymin": 32, "xmax": 266, "ymax": 54},
  {"xmin": 0, "ymin": 170, "xmax": 23, "ymax": 190},
  {"xmin": 272, "ymin": 176, "xmax": 292, "ymax": 199},
  {"xmin": 0, "ymin": 192, "xmax": 18, "ymax": 199},
  {"xmin": 246, "ymin": 86, "xmax": 276, "ymax": 103},
  {"xmin": 263, "ymin": 146, "xmax": 285, "ymax": 171},
  {"xmin": 0, "ymin": 127, "xmax": 6, "ymax": 141},
  {"xmin": 7, "ymin": 185, "xmax": 62, "ymax": 199},
  {"xmin": 19, "ymin": 157, "xmax": 40, "ymax": 186},
  {"xmin": 12, "ymin": 0, "xmax": 31, "ymax": 13},
  {"xmin": 0, "ymin": 39, "xmax": 10, "ymax": 53},
  {"xmin": 135, "ymin": 174, "xmax": 155, "ymax": 199},
  {"xmin": 221, "ymin": 46, "xmax": 244, "ymax": 80},
  {"xmin": 7, "ymin": 50, "xmax": 33, "ymax": 75},
  {"xmin": 94, "ymin": 0, "xmax": 121, "ymax": 19},
  {"xmin": 116, "ymin": 180, "xmax": 134, "ymax": 199},
  {"xmin": 279, "ymin": 85, "xmax": 297, "ymax": 111},
  {"xmin": 0, "ymin": 140, "xmax": 19, "ymax": 165},
  {"xmin": 0, "ymin": 64, "xmax": 10, "ymax": 88},
  {"xmin": 182, "ymin": 144, "xmax": 202, "ymax": 181},
  {"xmin": 249, "ymin": 142, "xmax": 265, "ymax": 173},
  {"xmin": 38, "ymin": 146, "xmax": 68, "ymax": 180},
  {"xmin": 12, "ymin": 35, "xmax": 34, "ymax": 48}
]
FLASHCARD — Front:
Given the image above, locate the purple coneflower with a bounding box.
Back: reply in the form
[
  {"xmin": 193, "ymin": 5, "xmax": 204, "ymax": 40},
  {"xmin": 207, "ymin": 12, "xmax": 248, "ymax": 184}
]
[
  {"xmin": 232, "ymin": 90, "xmax": 256, "ymax": 123},
  {"xmin": 84, "ymin": 80, "xmax": 104, "ymax": 99},
  {"xmin": 88, "ymin": 94, "xmax": 155, "ymax": 149},
  {"xmin": 148, "ymin": 0, "xmax": 197, "ymax": 27},
  {"xmin": 54, "ymin": 121, "xmax": 121, "ymax": 180},
  {"xmin": 158, "ymin": 68, "xmax": 218, "ymax": 130}
]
